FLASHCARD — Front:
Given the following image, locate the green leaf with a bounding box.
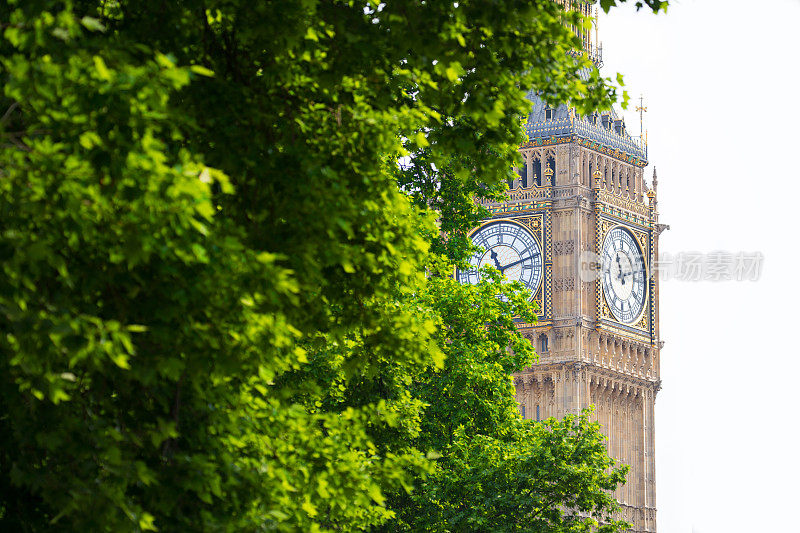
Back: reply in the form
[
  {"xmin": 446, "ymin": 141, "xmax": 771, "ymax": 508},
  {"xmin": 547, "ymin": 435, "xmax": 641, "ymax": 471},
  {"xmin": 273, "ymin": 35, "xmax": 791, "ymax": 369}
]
[
  {"xmin": 80, "ymin": 16, "xmax": 106, "ymax": 32},
  {"xmin": 189, "ymin": 65, "xmax": 215, "ymax": 77},
  {"xmin": 109, "ymin": 352, "xmax": 130, "ymax": 370},
  {"xmin": 368, "ymin": 484, "xmax": 385, "ymax": 505},
  {"xmin": 93, "ymin": 56, "xmax": 111, "ymax": 81},
  {"xmin": 138, "ymin": 513, "xmax": 158, "ymax": 531}
]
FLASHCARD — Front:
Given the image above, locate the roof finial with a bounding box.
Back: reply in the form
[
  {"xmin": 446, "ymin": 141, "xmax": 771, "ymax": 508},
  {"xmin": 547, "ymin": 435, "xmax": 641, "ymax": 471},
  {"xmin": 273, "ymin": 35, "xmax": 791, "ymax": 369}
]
[
  {"xmin": 635, "ymin": 95, "xmax": 648, "ymax": 138},
  {"xmin": 595, "ymin": 6, "xmax": 599, "ymax": 53}
]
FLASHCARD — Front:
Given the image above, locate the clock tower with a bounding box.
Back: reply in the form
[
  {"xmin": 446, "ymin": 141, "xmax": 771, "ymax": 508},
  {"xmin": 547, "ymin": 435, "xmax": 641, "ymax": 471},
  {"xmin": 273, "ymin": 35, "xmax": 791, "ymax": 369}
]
[{"xmin": 456, "ymin": 18, "xmax": 663, "ymax": 530}]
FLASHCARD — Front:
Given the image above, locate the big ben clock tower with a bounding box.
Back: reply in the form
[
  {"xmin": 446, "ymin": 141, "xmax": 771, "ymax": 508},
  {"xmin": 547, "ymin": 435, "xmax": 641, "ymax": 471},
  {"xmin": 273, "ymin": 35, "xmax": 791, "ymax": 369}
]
[{"xmin": 456, "ymin": 8, "xmax": 663, "ymax": 532}]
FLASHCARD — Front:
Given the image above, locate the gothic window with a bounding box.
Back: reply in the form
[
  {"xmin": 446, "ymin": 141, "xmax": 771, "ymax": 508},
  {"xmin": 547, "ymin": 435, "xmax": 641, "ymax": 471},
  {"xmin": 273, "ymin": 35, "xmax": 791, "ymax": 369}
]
[
  {"xmin": 536, "ymin": 405, "xmax": 541, "ymax": 421},
  {"xmin": 533, "ymin": 158, "xmax": 542, "ymax": 186},
  {"xmin": 520, "ymin": 404, "xmax": 526, "ymax": 418},
  {"xmin": 517, "ymin": 159, "xmax": 528, "ymax": 187},
  {"xmin": 539, "ymin": 334, "xmax": 548, "ymax": 353},
  {"xmin": 545, "ymin": 107, "xmax": 554, "ymax": 120}
]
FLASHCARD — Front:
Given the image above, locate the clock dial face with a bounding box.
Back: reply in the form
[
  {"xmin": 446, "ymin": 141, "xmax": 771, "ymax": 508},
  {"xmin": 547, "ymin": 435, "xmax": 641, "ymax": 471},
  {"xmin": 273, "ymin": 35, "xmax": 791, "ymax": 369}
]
[
  {"xmin": 601, "ymin": 226, "xmax": 647, "ymax": 324},
  {"xmin": 456, "ymin": 220, "xmax": 543, "ymax": 300}
]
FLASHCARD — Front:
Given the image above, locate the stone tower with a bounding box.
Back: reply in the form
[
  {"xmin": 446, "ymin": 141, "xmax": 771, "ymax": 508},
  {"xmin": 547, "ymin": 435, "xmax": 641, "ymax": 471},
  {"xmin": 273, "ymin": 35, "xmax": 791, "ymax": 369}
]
[{"xmin": 455, "ymin": 13, "xmax": 663, "ymax": 530}]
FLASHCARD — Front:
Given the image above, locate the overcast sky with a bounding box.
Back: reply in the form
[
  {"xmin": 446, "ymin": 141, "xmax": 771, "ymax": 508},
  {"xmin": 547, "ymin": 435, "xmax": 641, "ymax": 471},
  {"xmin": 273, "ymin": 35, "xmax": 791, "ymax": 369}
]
[{"xmin": 599, "ymin": 1, "xmax": 800, "ymax": 531}]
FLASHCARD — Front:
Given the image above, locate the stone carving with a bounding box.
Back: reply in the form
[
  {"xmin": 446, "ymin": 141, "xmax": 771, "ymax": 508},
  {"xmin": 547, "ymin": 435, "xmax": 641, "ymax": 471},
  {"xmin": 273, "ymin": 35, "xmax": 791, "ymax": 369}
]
[
  {"xmin": 552, "ymin": 277, "xmax": 575, "ymax": 292},
  {"xmin": 552, "ymin": 239, "xmax": 575, "ymax": 256}
]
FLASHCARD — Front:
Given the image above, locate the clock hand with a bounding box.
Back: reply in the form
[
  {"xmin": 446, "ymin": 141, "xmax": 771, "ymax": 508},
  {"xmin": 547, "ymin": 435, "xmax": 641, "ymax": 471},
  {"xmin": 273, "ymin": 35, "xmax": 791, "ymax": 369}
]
[
  {"xmin": 500, "ymin": 253, "xmax": 540, "ymax": 272},
  {"xmin": 489, "ymin": 249, "xmax": 502, "ymax": 269}
]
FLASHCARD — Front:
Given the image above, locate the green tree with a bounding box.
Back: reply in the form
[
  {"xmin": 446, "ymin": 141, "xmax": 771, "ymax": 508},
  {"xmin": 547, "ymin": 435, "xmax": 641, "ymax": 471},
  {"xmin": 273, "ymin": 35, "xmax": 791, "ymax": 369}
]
[
  {"xmin": 375, "ymin": 267, "xmax": 628, "ymax": 532},
  {"xmin": 0, "ymin": 0, "xmax": 662, "ymax": 531}
]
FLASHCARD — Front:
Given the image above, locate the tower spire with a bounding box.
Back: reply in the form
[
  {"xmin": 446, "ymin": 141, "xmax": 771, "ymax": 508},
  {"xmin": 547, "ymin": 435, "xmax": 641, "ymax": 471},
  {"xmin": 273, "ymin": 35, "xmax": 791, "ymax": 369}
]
[
  {"xmin": 651, "ymin": 167, "xmax": 659, "ymax": 212},
  {"xmin": 652, "ymin": 166, "xmax": 658, "ymax": 193}
]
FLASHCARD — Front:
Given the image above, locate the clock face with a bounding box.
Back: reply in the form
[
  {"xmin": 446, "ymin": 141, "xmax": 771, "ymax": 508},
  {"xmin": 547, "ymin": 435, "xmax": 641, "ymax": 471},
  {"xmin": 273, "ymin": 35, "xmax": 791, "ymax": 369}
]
[
  {"xmin": 601, "ymin": 226, "xmax": 647, "ymax": 324},
  {"xmin": 456, "ymin": 220, "xmax": 543, "ymax": 300}
]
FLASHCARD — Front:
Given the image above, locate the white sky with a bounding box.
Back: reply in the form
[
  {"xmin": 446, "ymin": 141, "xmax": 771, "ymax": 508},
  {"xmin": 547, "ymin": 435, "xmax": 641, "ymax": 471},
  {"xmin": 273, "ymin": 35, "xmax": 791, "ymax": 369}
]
[{"xmin": 600, "ymin": 1, "xmax": 800, "ymax": 531}]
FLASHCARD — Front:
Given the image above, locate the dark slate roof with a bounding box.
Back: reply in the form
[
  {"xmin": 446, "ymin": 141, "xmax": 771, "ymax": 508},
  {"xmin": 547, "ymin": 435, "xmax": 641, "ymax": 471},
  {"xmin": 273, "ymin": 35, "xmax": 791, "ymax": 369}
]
[{"xmin": 523, "ymin": 87, "xmax": 648, "ymax": 163}]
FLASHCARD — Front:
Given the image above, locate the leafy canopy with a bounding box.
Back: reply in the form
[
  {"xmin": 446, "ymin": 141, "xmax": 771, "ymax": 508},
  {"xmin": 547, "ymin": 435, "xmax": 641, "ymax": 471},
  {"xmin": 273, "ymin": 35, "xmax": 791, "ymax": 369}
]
[{"xmin": 0, "ymin": 0, "xmax": 662, "ymax": 531}]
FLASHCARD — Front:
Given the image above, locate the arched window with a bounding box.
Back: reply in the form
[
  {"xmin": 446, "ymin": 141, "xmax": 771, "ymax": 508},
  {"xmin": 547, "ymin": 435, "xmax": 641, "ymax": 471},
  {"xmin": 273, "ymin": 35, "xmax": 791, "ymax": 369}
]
[
  {"xmin": 517, "ymin": 160, "xmax": 528, "ymax": 187},
  {"xmin": 538, "ymin": 334, "xmax": 548, "ymax": 353}
]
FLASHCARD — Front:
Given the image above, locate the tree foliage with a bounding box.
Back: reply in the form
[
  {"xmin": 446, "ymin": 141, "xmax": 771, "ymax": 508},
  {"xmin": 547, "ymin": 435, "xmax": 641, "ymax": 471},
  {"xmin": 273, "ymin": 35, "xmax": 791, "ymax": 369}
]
[
  {"xmin": 0, "ymin": 0, "xmax": 661, "ymax": 531},
  {"xmin": 380, "ymin": 268, "xmax": 629, "ymax": 532}
]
